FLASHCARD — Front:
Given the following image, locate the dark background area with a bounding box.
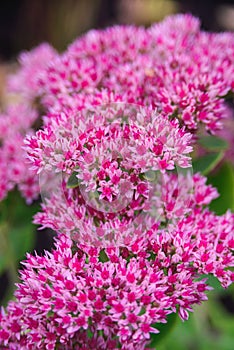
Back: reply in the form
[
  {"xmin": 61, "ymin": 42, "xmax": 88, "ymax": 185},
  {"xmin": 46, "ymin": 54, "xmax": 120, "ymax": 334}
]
[{"xmin": 0, "ymin": 0, "xmax": 234, "ymax": 61}]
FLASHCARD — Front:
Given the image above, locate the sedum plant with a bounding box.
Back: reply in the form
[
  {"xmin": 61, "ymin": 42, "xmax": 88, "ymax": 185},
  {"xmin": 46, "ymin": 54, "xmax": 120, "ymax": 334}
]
[{"xmin": 0, "ymin": 14, "xmax": 234, "ymax": 350}]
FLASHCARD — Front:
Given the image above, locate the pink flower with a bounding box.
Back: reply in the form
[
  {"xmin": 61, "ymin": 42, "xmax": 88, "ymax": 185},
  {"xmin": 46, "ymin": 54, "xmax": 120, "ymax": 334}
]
[
  {"xmin": 31, "ymin": 14, "xmax": 234, "ymax": 132},
  {"xmin": 0, "ymin": 105, "xmax": 39, "ymax": 202},
  {"xmin": 1, "ymin": 195, "xmax": 234, "ymax": 349},
  {"xmin": 8, "ymin": 43, "xmax": 57, "ymax": 101},
  {"xmin": 0, "ymin": 13, "xmax": 234, "ymax": 350}
]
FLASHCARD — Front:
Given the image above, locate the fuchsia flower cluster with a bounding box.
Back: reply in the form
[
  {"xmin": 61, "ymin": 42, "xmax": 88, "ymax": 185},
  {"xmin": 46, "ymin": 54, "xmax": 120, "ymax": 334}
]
[
  {"xmin": 0, "ymin": 104, "xmax": 38, "ymax": 202},
  {"xmin": 0, "ymin": 14, "xmax": 234, "ymax": 350},
  {"xmin": 0, "ymin": 44, "xmax": 57, "ymax": 202},
  {"xmin": 0, "ymin": 14, "xmax": 234, "ymax": 202},
  {"xmin": 1, "ymin": 176, "xmax": 234, "ymax": 349}
]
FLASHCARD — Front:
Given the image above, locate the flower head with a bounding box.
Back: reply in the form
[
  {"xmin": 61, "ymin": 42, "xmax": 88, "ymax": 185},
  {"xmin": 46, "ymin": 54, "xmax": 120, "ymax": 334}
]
[{"xmin": 1, "ymin": 197, "xmax": 234, "ymax": 349}]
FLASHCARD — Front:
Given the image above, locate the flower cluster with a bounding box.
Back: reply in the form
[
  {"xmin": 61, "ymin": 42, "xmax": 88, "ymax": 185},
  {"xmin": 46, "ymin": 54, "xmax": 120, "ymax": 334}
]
[
  {"xmin": 0, "ymin": 13, "xmax": 234, "ymax": 350},
  {"xmin": 1, "ymin": 181, "xmax": 234, "ymax": 349},
  {"xmin": 0, "ymin": 44, "xmax": 57, "ymax": 202},
  {"xmin": 36, "ymin": 14, "xmax": 234, "ymax": 132},
  {"xmin": 25, "ymin": 104, "xmax": 192, "ymax": 174},
  {"xmin": 7, "ymin": 43, "xmax": 57, "ymax": 101},
  {"xmin": 33, "ymin": 171, "xmax": 217, "ymax": 247},
  {"xmin": 1, "ymin": 14, "xmax": 233, "ymax": 202},
  {"xmin": 0, "ymin": 104, "xmax": 39, "ymax": 202},
  {"xmin": 24, "ymin": 101, "xmax": 193, "ymax": 247}
]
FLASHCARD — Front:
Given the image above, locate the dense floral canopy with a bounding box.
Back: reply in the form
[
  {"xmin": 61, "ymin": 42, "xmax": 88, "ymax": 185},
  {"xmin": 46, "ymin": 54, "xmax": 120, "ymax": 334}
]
[{"xmin": 0, "ymin": 14, "xmax": 234, "ymax": 350}]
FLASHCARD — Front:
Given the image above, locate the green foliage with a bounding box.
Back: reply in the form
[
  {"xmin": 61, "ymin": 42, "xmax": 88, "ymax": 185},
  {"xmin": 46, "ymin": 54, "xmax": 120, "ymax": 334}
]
[
  {"xmin": 0, "ymin": 253, "xmax": 7, "ymax": 276},
  {"xmin": 149, "ymin": 313, "xmax": 177, "ymax": 348},
  {"xmin": 67, "ymin": 171, "xmax": 79, "ymax": 188},
  {"xmin": 0, "ymin": 191, "xmax": 39, "ymax": 303},
  {"xmin": 99, "ymin": 249, "xmax": 109, "ymax": 262},
  {"xmin": 192, "ymin": 152, "xmax": 224, "ymax": 175},
  {"xmin": 198, "ymin": 135, "xmax": 228, "ymax": 152},
  {"xmin": 192, "ymin": 134, "xmax": 231, "ymax": 176},
  {"xmin": 208, "ymin": 162, "xmax": 234, "ymax": 214},
  {"xmin": 156, "ymin": 294, "xmax": 234, "ymax": 350}
]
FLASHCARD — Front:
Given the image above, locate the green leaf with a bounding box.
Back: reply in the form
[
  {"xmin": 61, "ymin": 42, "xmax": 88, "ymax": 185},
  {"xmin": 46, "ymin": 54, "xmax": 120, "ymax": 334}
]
[
  {"xmin": 208, "ymin": 162, "xmax": 234, "ymax": 214},
  {"xmin": 206, "ymin": 296, "xmax": 234, "ymax": 338},
  {"xmin": 198, "ymin": 135, "xmax": 228, "ymax": 152},
  {"xmin": 0, "ymin": 190, "xmax": 39, "ymax": 274},
  {"xmin": 87, "ymin": 329, "xmax": 93, "ymax": 339},
  {"xmin": 1, "ymin": 190, "xmax": 40, "ymax": 225},
  {"xmin": 0, "ymin": 253, "xmax": 7, "ymax": 275},
  {"xmin": 9, "ymin": 224, "xmax": 35, "ymax": 261},
  {"xmin": 156, "ymin": 301, "xmax": 234, "ymax": 350},
  {"xmin": 99, "ymin": 249, "xmax": 109, "ymax": 262},
  {"xmin": 67, "ymin": 171, "xmax": 79, "ymax": 188},
  {"xmin": 192, "ymin": 152, "xmax": 224, "ymax": 175},
  {"xmin": 220, "ymin": 90, "xmax": 234, "ymax": 101},
  {"xmin": 197, "ymin": 274, "xmax": 224, "ymax": 292},
  {"xmin": 149, "ymin": 312, "xmax": 177, "ymax": 348}
]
